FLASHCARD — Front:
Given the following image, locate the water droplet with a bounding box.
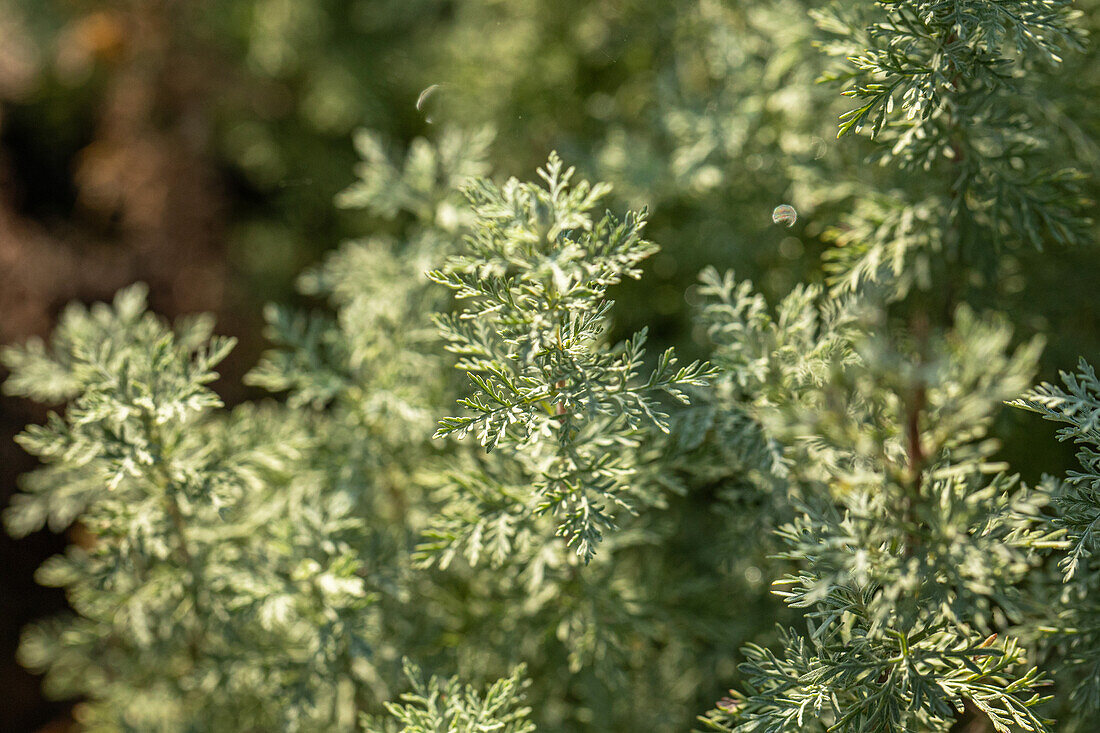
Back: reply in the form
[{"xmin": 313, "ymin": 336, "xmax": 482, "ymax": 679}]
[
  {"xmin": 416, "ymin": 84, "xmax": 443, "ymax": 123},
  {"xmin": 771, "ymin": 204, "xmax": 797, "ymax": 227}
]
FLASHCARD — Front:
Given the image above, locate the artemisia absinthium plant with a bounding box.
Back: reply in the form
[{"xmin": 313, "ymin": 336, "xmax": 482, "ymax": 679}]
[
  {"xmin": 2, "ymin": 287, "xmax": 374, "ymax": 730},
  {"xmin": 1011, "ymin": 360, "xmax": 1100, "ymax": 725},
  {"xmin": 0, "ymin": 125, "xmax": 502, "ymax": 730},
  {"xmin": 4, "ymin": 1, "xmax": 1095, "ymax": 730},
  {"xmin": 427, "ymin": 153, "xmax": 712, "ymax": 563},
  {"xmin": 361, "ymin": 660, "xmax": 535, "ymax": 733},
  {"xmin": 2, "ymin": 131, "xmax": 716, "ymax": 731},
  {"xmin": 699, "ymin": 1, "xmax": 1091, "ymax": 731},
  {"xmin": 815, "ymin": 0, "xmax": 1088, "ymax": 301}
]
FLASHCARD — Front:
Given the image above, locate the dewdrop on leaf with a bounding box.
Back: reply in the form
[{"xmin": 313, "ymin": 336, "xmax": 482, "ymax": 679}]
[
  {"xmin": 772, "ymin": 204, "xmax": 797, "ymax": 227},
  {"xmin": 416, "ymin": 84, "xmax": 443, "ymax": 123}
]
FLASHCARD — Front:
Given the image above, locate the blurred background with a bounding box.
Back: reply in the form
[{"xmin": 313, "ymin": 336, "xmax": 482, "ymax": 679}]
[{"xmin": 1, "ymin": 1, "xmax": 1096, "ymax": 730}]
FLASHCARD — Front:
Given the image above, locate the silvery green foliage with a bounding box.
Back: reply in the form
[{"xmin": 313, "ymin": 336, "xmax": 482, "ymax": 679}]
[
  {"xmin": 318, "ymin": 144, "xmax": 754, "ymax": 730},
  {"xmin": 226, "ymin": 132, "xmax": 755, "ymax": 732},
  {"xmin": 824, "ymin": 0, "xmax": 1082, "ymax": 140},
  {"xmin": 5, "ymin": 7, "xmax": 1095, "ymax": 727},
  {"xmin": 428, "ymin": 153, "xmax": 712, "ymax": 562},
  {"xmin": 609, "ymin": 0, "xmax": 844, "ymax": 208},
  {"xmin": 700, "ymin": 631, "xmax": 1048, "ymax": 733},
  {"xmin": 1012, "ymin": 360, "xmax": 1100, "ymax": 711},
  {"xmin": 246, "ymin": 126, "xmax": 494, "ymax": 419},
  {"xmin": 1012, "ymin": 360, "xmax": 1100, "ymax": 581},
  {"xmin": 82, "ymin": 130, "xmax": 739, "ymax": 732},
  {"xmin": 695, "ymin": 271, "xmax": 1057, "ymax": 730},
  {"xmin": 362, "ymin": 661, "xmax": 535, "ymax": 733},
  {"xmin": 690, "ymin": 4, "xmax": 1095, "ymax": 729},
  {"xmin": 0, "ymin": 127, "xmax": 499, "ymax": 732},
  {"xmin": 241, "ymin": 126, "xmax": 501, "ymax": 711},
  {"xmin": 2, "ymin": 286, "xmax": 374, "ymax": 731},
  {"xmin": 335, "ymin": 125, "xmax": 496, "ymax": 227},
  {"xmin": 686, "ymin": 267, "xmax": 862, "ymax": 478},
  {"xmin": 665, "ymin": 267, "xmax": 862, "ymax": 572},
  {"xmin": 815, "ymin": 0, "xmax": 1089, "ymax": 298},
  {"xmin": 247, "ymin": 137, "xmax": 769, "ymax": 733}
]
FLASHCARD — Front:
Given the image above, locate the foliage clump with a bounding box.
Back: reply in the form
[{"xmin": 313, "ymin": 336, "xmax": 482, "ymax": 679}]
[
  {"xmin": 429, "ymin": 153, "xmax": 711, "ymax": 562},
  {"xmin": 3, "ymin": 1, "xmax": 1098, "ymax": 732}
]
